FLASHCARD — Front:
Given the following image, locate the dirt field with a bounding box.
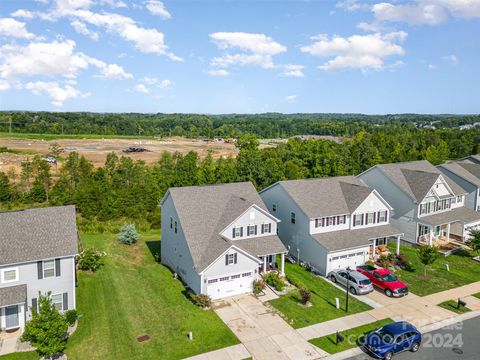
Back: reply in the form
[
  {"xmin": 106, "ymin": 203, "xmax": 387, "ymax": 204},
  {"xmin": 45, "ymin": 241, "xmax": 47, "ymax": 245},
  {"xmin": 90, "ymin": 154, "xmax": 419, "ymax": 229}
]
[{"xmin": 0, "ymin": 136, "xmax": 247, "ymax": 173}]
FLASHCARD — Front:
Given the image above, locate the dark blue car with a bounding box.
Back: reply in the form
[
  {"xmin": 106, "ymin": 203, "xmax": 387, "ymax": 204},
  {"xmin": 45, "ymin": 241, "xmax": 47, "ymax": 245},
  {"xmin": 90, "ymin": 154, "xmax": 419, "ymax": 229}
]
[{"xmin": 364, "ymin": 321, "xmax": 422, "ymax": 360}]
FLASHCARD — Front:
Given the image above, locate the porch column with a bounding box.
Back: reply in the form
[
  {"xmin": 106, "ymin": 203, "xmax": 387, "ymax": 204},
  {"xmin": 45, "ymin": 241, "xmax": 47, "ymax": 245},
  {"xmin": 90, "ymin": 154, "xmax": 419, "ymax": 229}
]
[
  {"xmin": 396, "ymin": 235, "xmax": 401, "ymax": 255},
  {"xmin": 263, "ymin": 256, "xmax": 267, "ymax": 273},
  {"xmin": 446, "ymin": 223, "xmax": 451, "ymax": 241},
  {"xmin": 280, "ymin": 253, "xmax": 285, "ymax": 277},
  {"xmin": 429, "ymin": 229, "xmax": 433, "ymax": 246}
]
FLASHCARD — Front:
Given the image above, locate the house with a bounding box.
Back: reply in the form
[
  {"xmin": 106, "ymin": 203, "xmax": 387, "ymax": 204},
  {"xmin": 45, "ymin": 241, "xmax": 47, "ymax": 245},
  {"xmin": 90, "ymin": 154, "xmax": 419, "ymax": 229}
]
[
  {"xmin": 459, "ymin": 154, "xmax": 480, "ymax": 165},
  {"xmin": 358, "ymin": 160, "xmax": 480, "ymax": 249},
  {"xmin": 160, "ymin": 182, "xmax": 287, "ymax": 300},
  {"xmin": 438, "ymin": 160, "xmax": 480, "ymax": 212},
  {"xmin": 259, "ymin": 176, "xmax": 402, "ymax": 276},
  {"xmin": 0, "ymin": 206, "xmax": 78, "ymax": 333}
]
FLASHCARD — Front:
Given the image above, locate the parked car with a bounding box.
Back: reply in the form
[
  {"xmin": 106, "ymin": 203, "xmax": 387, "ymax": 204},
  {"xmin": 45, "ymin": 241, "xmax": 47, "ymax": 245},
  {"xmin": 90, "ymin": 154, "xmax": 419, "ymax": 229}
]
[
  {"xmin": 364, "ymin": 321, "xmax": 421, "ymax": 360},
  {"xmin": 356, "ymin": 265, "xmax": 408, "ymax": 297},
  {"xmin": 328, "ymin": 269, "xmax": 374, "ymax": 295}
]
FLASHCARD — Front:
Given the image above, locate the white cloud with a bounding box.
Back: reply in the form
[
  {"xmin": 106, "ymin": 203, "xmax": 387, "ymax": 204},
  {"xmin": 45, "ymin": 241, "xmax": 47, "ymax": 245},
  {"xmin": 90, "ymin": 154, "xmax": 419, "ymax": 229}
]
[
  {"xmin": 145, "ymin": 0, "xmax": 171, "ymax": 19},
  {"xmin": 336, "ymin": 0, "xmax": 370, "ymax": 12},
  {"xmin": 139, "ymin": 77, "xmax": 172, "ymax": 87},
  {"xmin": 134, "ymin": 83, "xmax": 150, "ymax": 93},
  {"xmin": 97, "ymin": 63, "xmax": 133, "ymax": 79},
  {"xmin": 285, "ymin": 95, "xmax": 297, "ymax": 103},
  {"xmin": 0, "ymin": 80, "xmax": 10, "ymax": 91},
  {"xmin": 427, "ymin": 64, "xmax": 437, "ymax": 70},
  {"xmin": 208, "ymin": 69, "xmax": 230, "ymax": 77},
  {"xmin": 158, "ymin": 79, "xmax": 173, "ymax": 88},
  {"xmin": 280, "ymin": 64, "xmax": 305, "ymax": 77},
  {"xmin": 99, "ymin": 0, "xmax": 127, "ymax": 8},
  {"xmin": 443, "ymin": 54, "xmax": 458, "ymax": 65},
  {"xmin": 0, "ymin": 18, "xmax": 35, "ymax": 39},
  {"xmin": 10, "ymin": 9, "xmax": 35, "ymax": 19},
  {"xmin": 357, "ymin": 21, "xmax": 386, "ymax": 32},
  {"xmin": 301, "ymin": 31, "xmax": 407, "ymax": 71},
  {"xmin": 71, "ymin": 20, "xmax": 99, "ymax": 40},
  {"xmin": 25, "ymin": 81, "xmax": 90, "ymax": 106}
]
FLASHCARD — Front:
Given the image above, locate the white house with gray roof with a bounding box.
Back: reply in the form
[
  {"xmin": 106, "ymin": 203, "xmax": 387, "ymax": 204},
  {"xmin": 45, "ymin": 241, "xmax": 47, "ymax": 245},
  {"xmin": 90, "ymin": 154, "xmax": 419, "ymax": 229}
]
[
  {"xmin": 259, "ymin": 176, "xmax": 402, "ymax": 276},
  {"xmin": 160, "ymin": 182, "xmax": 287, "ymax": 300},
  {"xmin": 0, "ymin": 206, "xmax": 78, "ymax": 333},
  {"xmin": 358, "ymin": 160, "xmax": 480, "ymax": 248},
  {"xmin": 438, "ymin": 160, "xmax": 480, "ymax": 212}
]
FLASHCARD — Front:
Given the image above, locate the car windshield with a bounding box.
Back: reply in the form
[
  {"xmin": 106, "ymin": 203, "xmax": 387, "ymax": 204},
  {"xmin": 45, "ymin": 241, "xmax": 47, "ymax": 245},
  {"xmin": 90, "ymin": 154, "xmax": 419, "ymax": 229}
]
[
  {"xmin": 382, "ymin": 274, "xmax": 397, "ymax": 282},
  {"xmin": 376, "ymin": 329, "xmax": 394, "ymax": 344},
  {"xmin": 359, "ymin": 279, "xmax": 371, "ymax": 285}
]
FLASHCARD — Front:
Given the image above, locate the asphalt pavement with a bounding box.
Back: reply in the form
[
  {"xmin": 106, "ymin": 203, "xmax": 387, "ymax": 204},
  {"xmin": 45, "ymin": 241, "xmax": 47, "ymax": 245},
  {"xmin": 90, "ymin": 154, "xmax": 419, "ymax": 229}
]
[{"xmin": 345, "ymin": 317, "xmax": 480, "ymax": 360}]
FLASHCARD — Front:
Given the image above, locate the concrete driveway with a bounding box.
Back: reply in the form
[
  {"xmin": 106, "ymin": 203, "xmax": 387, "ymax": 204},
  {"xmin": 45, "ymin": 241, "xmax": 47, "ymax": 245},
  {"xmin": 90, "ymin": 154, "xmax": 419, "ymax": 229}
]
[{"xmin": 213, "ymin": 294, "xmax": 327, "ymax": 360}]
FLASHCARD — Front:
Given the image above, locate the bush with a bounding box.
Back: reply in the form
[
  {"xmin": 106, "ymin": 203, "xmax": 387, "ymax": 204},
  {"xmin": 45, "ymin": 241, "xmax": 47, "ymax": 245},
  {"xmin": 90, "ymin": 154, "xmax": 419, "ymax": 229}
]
[
  {"xmin": 77, "ymin": 248, "xmax": 106, "ymax": 272},
  {"xmin": 253, "ymin": 279, "xmax": 266, "ymax": 294},
  {"xmin": 64, "ymin": 309, "xmax": 78, "ymax": 326},
  {"xmin": 193, "ymin": 294, "xmax": 212, "ymax": 308},
  {"xmin": 377, "ymin": 253, "xmax": 396, "ymax": 268},
  {"xmin": 118, "ymin": 222, "xmax": 140, "ymax": 245},
  {"xmin": 299, "ymin": 288, "xmax": 311, "ymax": 305},
  {"xmin": 263, "ymin": 272, "xmax": 285, "ymax": 291},
  {"xmin": 396, "ymin": 253, "xmax": 412, "ymax": 270}
]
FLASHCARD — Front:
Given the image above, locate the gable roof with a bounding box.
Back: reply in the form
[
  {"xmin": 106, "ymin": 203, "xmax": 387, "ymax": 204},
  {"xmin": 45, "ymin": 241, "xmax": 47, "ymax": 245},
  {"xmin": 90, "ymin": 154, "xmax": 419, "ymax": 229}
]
[
  {"xmin": 439, "ymin": 161, "xmax": 480, "ymax": 187},
  {"xmin": 269, "ymin": 176, "xmax": 375, "ymax": 218},
  {"xmin": 372, "ymin": 160, "xmax": 466, "ymax": 202},
  {"xmin": 0, "ymin": 205, "xmax": 79, "ymax": 266},
  {"xmin": 460, "ymin": 154, "xmax": 480, "ymax": 164},
  {"xmin": 163, "ymin": 182, "xmax": 286, "ymax": 272},
  {"xmin": 0, "ymin": 285, "xmax": 27, "ymax": 307}
]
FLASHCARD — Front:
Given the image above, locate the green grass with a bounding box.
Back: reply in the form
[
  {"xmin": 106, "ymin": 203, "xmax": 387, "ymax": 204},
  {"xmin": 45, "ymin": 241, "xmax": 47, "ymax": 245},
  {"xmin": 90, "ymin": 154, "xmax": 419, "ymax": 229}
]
[
  {"xmin": 268, "ymin": 263, "xmax": 372, "ymax": 328},
  {"xmin": 389, "ymin": 244, "xmax": 480, "ymax": 296},
  {"xmin": 438, "ymin": 300, "xmax": 472, "ymax": 314},
  {"xmin": 0, "ymin": 147, "xmax": 36, "ymax": 155},
  {"xmin": 0, "ymin": 133, "xmax": 163, "ymax": 141},
  {"xmin": 309, "ymin": 319, "xmax": 394, "ymax": 354},
  {"xmin": 473, "ymin": 292, "xmax": 480, "ymax": 299},
  {"xmin": 64, "ymin": 231, "xmax": 238, "ymax": 360},
  {"xmin": 0, "ymin": 353, "xmax": 39, "ymax": 360}
]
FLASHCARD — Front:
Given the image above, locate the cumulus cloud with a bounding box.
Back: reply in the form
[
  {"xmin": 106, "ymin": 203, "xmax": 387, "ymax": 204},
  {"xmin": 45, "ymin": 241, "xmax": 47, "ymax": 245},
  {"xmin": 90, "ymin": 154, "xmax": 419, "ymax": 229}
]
[
  {"xmin": 0, "ymin": 18, "xmax": 35, "ymax": 39},
  {"xmin": 10, "ymin": 9, "xmax": 35, "ymax": 19},
  {"xmin": 133, "ymin": 83, "xmax": 150, "ymax": 93},
  {"xmin": 284, "ymin": 95, "xmax": 297, "ymax": 103},
  {"xmin": 96, "ymin": 63, "xmax": 133, "ymax": 79},
  {"xmin": 145, "ymin": 0, "xmax": 171, "ymax": 19},
  {"xmin": 71, "ymin": 20, "xmax": 99, "ymax": 40},
  {"xmin": 336, "ymin": 0, "xmax": 370, "ymax": 12},
  {"xmin": 301, "ymin": 31, "xmax": 407, "ymax": 71},
  {"xmin": 25, "ymin": 81, "xmax": 90, "ymax": 106},
  {"xmin": 139, "ymin": 76, "xmax": 173, "ymax": 87},
  {"xmin": 280, "ymin": 64, "xmax": 305, "ymax": 77},
  {"xmin": 208, "ymin": 69, "xmax": 230, "ymax": 77},
  {"xmin": 0, "ymin": 80, "xmax": 10, "ymax": 91}
]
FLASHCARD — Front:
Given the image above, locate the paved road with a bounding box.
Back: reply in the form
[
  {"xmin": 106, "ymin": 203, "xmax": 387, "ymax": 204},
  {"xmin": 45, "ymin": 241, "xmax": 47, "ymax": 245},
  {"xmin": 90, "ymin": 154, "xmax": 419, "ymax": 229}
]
[{"xmin": 346, "ymin": 317, "xmax": 479, "ymax": 360}]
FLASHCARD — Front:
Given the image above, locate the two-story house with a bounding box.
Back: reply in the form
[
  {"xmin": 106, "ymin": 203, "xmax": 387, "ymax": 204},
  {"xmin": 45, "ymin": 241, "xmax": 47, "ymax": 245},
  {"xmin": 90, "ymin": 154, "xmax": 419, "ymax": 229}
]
[
  {"xmin": 259, "ymin": 176, "xmax": 402, "ymax": 276},
  {"xmin": 160, "ymin": 182, "xmax": 287, "ymax": 300},
  {"xmin": 358, "ymin": 160, "xmax": 480, "ymax": 248},
  {"xmin": 459, "ymin": 154, "xmax": 480, "ymax": 164},
  {"xmin": 438, "ymin": 160, "xmax": 480, "ymax": 212},
  {"xmin": 0, "ymin": 206, "xmax": 78, "ymax": 333}
]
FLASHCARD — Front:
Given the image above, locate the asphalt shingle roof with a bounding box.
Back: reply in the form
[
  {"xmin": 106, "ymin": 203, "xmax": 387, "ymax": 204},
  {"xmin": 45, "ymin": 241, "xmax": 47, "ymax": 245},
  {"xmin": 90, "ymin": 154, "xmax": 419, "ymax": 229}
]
[
  {"xmin": 374, "ymin": 160, "xmax": 467, "ymax": 202},
  {"xmin": 274, "ymin": 176, "xmax": 374, "ymax": 218},
  {"xmin": 439, "ymin": 161, "xmax": 480, "ymax": 187},
  {"xmin": 0, "ymin": 284, "xmax": 27, "ymax": 307},
  {"xmin": 0, "ymin": 205, "xmax": 79, "ymax": 266},
  {"xmin": 165, "ymin": 182, "xmax": 286, "ymax": 272},
  {"xmin": 419, "ymin": 206, "xmax": 480, "ymax": 227}
]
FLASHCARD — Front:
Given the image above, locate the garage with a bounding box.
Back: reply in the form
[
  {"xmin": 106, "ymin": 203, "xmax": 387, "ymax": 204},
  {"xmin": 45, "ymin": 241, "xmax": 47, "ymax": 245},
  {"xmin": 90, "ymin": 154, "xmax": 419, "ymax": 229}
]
[
  {"xmin": 327, "ymin": 248, "xmax": 368, "ymax": 274},
  {"xmin": 206, "ymin": 271, "xmax": 254, "ymax": 299}
]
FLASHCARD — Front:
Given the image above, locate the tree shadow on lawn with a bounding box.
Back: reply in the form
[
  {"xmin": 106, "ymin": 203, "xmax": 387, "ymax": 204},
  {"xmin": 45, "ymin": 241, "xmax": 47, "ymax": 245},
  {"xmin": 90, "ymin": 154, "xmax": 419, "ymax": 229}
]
[{"xmin": 145, "ymin": 240, "xmax": 161, "ymax": 262}]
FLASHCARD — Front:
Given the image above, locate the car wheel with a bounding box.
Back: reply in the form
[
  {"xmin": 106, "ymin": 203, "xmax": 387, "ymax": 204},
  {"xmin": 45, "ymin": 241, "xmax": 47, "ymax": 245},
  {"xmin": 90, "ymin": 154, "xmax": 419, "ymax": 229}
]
[
  {"xmin": 385, "ymin": 289, "xmax": 393, "ymax": 297},
  {"xmin": 330, "ymin": 275, "xmax": 337, "ymax": 283},
  {"xmin": 384, "ymin": 351, "xmax": 393, "ymax": 360},
  {"xmin": 350, "ymin": 287, "xmax": 357, "ymax": 295},
  {"xmin": 411, "ymin": 342, "xmax": 420, "ymax": 352}
]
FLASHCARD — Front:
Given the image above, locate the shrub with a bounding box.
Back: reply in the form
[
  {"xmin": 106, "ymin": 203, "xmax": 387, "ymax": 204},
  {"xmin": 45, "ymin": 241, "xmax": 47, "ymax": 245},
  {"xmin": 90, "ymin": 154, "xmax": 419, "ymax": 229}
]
[
  {"xmin": 396, "ymin": 253, "xmax": 412, "ymax": 270},
  {"xmin": 365, "ymin": 259, "xmax": 376, "ymax": 267},
  {"xmin": 77, "ymin": 248, "xmax": 106, "ymax": 272},
  {"xmin": 418, "ymin": 245, "xmax": 440, "ymax": 276},
  {"xmin": 299, "ymin": 288, "xmax": 311, "ymax": 305},
  {"xmin": 64, "ymin": 309, "xmax": 78, "ymax": 326},
  {"xmin": 263, "ymin": 272, "xmax": 285, "ymax": 291},
  {"xmin": 253, "ymin": 279, "xmax": 266, "ymax": 294},
  {"xmin": 193, "ymin": 294, "xmax": 212, "ymax": 308},
  {"xmin": 118, "ymin": 222, "xmax": 140, "ymax": 245}
]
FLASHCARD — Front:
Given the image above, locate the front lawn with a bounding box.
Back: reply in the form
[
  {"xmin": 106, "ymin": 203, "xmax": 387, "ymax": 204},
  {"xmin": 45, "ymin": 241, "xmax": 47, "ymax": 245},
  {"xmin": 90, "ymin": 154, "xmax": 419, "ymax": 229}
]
[
  {"xmin": 268, "ymin": 263, "xmax": 372, "ymax": 329},
  {"xmin": 438, "ymin": 300, "xmax": 472, "ymax": 314},
  {"xmin": 388, "ymin": 244, "xmax": 480, "ymax": 296},
  {"xmin": 309, "ymin": 319, "xmax": 393, "ymax": 354},
  {"xmin": 0, "ymin": 353, "xmax": 38, "ymax": 360},
  {"xmin": 65, "ymin": 231, "xmax": 238, "ymax": 360},
  {"xmin": 473, "ymin": 292, "xmax": 480, "ymax": 299}
]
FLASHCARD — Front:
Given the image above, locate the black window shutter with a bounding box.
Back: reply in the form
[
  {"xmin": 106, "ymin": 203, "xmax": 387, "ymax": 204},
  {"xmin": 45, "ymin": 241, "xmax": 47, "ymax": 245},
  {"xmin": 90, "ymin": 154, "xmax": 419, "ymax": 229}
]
[
  {"xmin": 37, "ymin": 261, "xmax": 43, "ymax": 280},
  {"xmin": 63, "ymin": 293, "xmax": 68, "ymax": 311},
  {"xmin": 268, "ymin": 223, "xmax": 271, "ymax": 233},
  {"xmin": 333, "ymin": 217, "xmax": 336, "ymax": 225},
  {"xmin": 254, "ymin": 225, "xmax": 257, "ymax": 235},
  {"xmin": 234, "ymin": 253, "xmax": 238, "ymax": 264},
  {"xmin": 377, "ymin": 211, "xmax": 381, "ymax": 222},
  {"xmin": 32, "ymin": 298, "xmax": 37, "ymax": 312},
  {"xmin": 322, "ymin": 218, "xmax": 325, "ymax": 227},
  {"xmin": 261, "ymin": 224, "xmax": 264, "ymax": 234},
  {"xmin": 240, "ymin": 227, "xmax": 243, "ymax": 237},
  {"xmin": 225, "ymin": 254, "xmax": 229, "ymax": 265},
  {"xmin": 384, "ymin": 210, "xmax": 388, "ymax": 221},
  {"xmin": 232, "ymin": 228, "xmax": 236, "ymax": 238},
  {"xmin": 353, "ymin": 215, "xmax": 356, "ymax": 226},
  {"xmin": 343, "ymin": 215, "xmax": 346, "ymax": 224},
  {"xmin": 55, "ymin": 258, "xmax": 61, "ymax": 277},
  {"xmin": 373, "ymin": 212, "xmax": 376, "ymax": 224},
  {"xmin": 361, "ymin": 214, "xmax": 365, "ymax": 225}
]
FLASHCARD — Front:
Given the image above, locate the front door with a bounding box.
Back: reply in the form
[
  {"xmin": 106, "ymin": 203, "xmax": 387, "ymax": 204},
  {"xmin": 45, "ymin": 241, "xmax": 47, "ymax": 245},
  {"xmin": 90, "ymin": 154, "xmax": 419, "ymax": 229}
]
[{"xmin": 5, "ymin": 305, "xmax": 19, "ymax": 328}]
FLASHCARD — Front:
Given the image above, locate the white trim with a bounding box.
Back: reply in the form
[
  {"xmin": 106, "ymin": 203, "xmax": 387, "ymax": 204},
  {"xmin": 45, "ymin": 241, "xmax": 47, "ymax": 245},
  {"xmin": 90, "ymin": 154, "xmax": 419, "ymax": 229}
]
[
  {"xmin": 0, "ymin": 255, "xmax": 76, "ymax": 268},
  {"xmin": 1, "ymin": 267, "xmax": 19, "ymax": 284},
  {"xmin": 199, "ymin": 245, "xmax": 262, "ymax": 275},
  {"xmin": 218, "ymin": 204, "xmax": 280, "ymax": 236},
  {"xmin": 43, "ymin": 259, "xmax": 56, "ymax": 278},
  {"xmin": 50, "ymin": 293, "xmax": 63, "ymax": 312}
]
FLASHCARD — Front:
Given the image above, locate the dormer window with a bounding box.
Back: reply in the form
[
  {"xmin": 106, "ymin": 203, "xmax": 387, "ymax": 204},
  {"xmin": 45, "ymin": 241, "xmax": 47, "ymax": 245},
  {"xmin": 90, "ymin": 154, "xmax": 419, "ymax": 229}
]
[
  {"xmin": 261, "ymin": 223, "xmax": 271, "ymax": 234},
  {"xmin": 367, "ymin": 213, "xmax": 374, "ymax": 224},
  {"xmin": 247, "ymin": 225, "xmax": 257, "ymax": 236},
  {"xmin": 232, "ymin": 226, "xmax": 243, "ymax": 238},
  {"xmin": 272, "ymin": 203, "xmax": 277, "ymax": 212},
  {"xmin": 379, "ymin": 211, "xmax": 387, "ymax": 222}
]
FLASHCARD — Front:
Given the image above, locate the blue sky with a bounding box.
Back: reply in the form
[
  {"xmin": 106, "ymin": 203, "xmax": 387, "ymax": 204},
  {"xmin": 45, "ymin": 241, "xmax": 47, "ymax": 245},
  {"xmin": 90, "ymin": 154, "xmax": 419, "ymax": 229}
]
[{"xmin": 0, "ymin": 0, "xmax": 479, "ymax": 114}]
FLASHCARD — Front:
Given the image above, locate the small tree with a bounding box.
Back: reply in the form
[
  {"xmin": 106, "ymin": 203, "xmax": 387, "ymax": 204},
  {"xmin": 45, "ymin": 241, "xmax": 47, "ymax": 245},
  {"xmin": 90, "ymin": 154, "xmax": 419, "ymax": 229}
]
[
  {"xmin": 467, "ymin": 229, "xmax": 480, "ymax": 255},
  {"xmin": 118, "ymin": 223, "xmax": 139, "ymax": 245},
  {"xmin": 418, "ymin": 245, "xmax": 440, "ymax": 276},
  {"xmin": 299, "ymin": 288, "xmax": 311, "ymax": 305},
  {"xmin": 21, "ymin": 293, "xmax": 68, "ymax": 357}
]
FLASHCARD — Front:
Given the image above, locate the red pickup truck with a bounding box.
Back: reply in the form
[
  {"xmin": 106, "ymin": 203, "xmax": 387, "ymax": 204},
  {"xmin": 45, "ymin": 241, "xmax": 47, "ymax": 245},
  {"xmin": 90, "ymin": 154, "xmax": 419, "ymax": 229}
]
[{"xmin": 356, "ymin": 265, "xmax": 408, "ymax": 297}]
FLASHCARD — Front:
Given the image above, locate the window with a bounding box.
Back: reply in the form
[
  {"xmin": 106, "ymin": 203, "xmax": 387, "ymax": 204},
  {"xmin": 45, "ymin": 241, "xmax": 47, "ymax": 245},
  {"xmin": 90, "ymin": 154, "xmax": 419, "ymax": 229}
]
[
  {"xmin": 420, "ymin": 203, "xmax": 427, "ymax": 215},
  {"xmin": 208, "ymin": 279, "xmax": 218, "ymax": 284},
  {"xmin": 51, "ymin": 294, "xmax": 63, "ymax": 311},
  {"xmin": 340, "ymin": 255, "xmax": 348, "ymax": 259},
  {"xmin": 331, "ymin": 256, "xmax": 339, "ymax": 260},
  {"xmin": 227, "ymin": 253, "xmax": 235, "ymax": 265},
  {"xmin": 231, "ymin": 274, "xmax": 241, "ymax": 279},
  {"xmin": 242, "ymin": 272, "xmax": 252, "ymax": 277},
  {"xmin": 328, "ymin": 217, "xmax": 334, "ymax": 226},
  {"xmin": 1, "ymin": 268, "xmax": 18, "ymax": 283},
  {"xmin": 272, "ymin": 203, "xmax": 277, "ymax": 212},
  {"xmin": 261, "ymin": 223, "xmax": 271, "ymax": 234},
  {"xmin": 457, "ymin": 196, "xmax": 463, "ymax": 202},
  {"xmin": 367, "ymin": 213, "xmax": 374, "ymax": 224},
  {"xmin": 220, "ymin": 276, "xmax": 229, "ymax": 282},
  {"xmin": 354, "ymin": 214, "xmax": 362, "ymax": 227},
  {"xmin": 174, "ymin": 221, "xmax": 178, "ymax": 234},
  {"xmin": 338, "ymin": 216, "xmax": 345, "ymax": 225},
  {"xmin": 247, "ymin": 225, "xmax": 256, "ymax": 236},
  {"xmin": 43, "ymin": 260, "xmax": 55, "ymax": 278},
  {"xmin": 379, "ymin": 211, "xmax": 387, "ymax": 222},
  {"xmin": 170, "ymin": 217, "xmax": 173, "ymax": 229},
  {"xmin": 356, "ymin": 252, "xmax": 364, "ymax": 256},
  {"xmin": 291, "ymin": 212, "xmax": 296, "ymax": 224},
  {"xmin": 233, "ymin": 227, "xmax": 242, "ymax": 238},
  {"xmin": 348, "ymin": 253, "xmax": 356, "ymax": 257}
]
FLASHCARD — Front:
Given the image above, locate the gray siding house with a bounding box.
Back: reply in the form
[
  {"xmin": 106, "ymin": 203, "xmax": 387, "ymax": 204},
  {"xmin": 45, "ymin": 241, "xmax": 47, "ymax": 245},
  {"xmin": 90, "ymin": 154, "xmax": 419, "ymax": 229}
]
[
  {"xmin": 438, "ymin": 160, "xmax": 480, "ymax": 212},
  {"xmin": 358, "ymin": 160, "xmax": 480, "ymax": 247},
  {"xmin": 259, "ymin": 176, "xmax": 402, "ymax": 276},
  {"xmin": 160, "ymin": 182, "xmax": 287, "ymax": 300},
  {"xmin": 0, "ymin": 206, "xmax": 78, "ymax": 333}
]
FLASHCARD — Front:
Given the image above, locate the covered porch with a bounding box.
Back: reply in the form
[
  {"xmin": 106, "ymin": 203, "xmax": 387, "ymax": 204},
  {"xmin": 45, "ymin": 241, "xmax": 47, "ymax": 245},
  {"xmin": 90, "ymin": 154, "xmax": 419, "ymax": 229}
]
[
  {"xmin": 0, "ymin": 285, "xmax": 27, "ymax": 334},
  {"xmin": 369, "ymin": 234, "xmax": 403, "ymax": 260},
  {"xmin": 258, "ymin": 252, "xmax": 286, "ymax": 277}
]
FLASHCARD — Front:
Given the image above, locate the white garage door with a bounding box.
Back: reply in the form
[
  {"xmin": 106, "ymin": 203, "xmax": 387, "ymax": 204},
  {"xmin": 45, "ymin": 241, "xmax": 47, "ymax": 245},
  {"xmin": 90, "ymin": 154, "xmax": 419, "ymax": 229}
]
[
  {"xmin": 328, "ymin": 249, "xmax": 367, "ymax": 274},
  {"xmin": 206, "ymin": 271, "xmax": 254, "ymax": 299}
]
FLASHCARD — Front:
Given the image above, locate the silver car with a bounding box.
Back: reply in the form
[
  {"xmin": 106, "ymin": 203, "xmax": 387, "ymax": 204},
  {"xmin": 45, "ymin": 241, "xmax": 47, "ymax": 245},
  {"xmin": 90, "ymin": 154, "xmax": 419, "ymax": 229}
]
[{"xmin": 328, "ymin": 269, "xmax": 374, "ymax": 295}]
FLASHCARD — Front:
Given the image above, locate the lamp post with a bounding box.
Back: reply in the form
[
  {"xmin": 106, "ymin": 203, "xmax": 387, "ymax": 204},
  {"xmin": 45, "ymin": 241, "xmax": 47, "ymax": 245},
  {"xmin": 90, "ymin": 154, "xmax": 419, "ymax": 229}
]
[{"xmin": 345, "ymin": 266, "xmax": 351, "ymax": 313}]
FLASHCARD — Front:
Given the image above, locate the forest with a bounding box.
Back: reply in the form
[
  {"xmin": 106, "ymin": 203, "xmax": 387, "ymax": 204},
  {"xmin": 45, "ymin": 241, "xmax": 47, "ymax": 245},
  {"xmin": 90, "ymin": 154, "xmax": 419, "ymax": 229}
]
[{"xmin": 1, "ymin": 124, "xmax": 479, "ymax": 232}]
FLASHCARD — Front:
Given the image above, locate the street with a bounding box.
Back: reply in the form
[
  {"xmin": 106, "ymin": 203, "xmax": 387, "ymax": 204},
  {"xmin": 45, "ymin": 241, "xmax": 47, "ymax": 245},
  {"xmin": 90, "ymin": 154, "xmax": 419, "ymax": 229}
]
[{"xmin": 346, "ymin": 317, "xmax": 480, "ymax": 360}]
